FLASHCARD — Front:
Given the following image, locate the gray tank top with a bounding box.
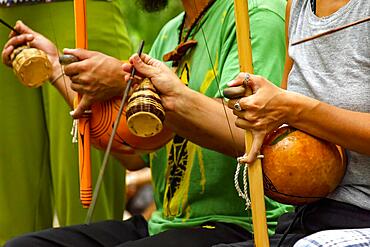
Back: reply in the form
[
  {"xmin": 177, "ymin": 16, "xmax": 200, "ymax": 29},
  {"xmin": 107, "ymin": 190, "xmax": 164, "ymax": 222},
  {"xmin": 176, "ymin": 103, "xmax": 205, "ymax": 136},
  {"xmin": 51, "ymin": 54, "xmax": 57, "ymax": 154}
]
[{"xmin": 287, "ymin": 0, "xmax": 370, "ymax": 210}]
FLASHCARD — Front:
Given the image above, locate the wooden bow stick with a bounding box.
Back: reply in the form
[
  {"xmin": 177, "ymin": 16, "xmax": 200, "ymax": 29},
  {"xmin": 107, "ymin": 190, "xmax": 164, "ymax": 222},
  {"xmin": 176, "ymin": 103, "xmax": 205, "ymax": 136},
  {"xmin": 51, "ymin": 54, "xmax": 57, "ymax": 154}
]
[
  {"xmin": 74, "ymin": 0, "xmax": 92, "ymax": 209},
  {"xmin": 234, "ymin": 0, "xmax": 270, "ymax": 246}
]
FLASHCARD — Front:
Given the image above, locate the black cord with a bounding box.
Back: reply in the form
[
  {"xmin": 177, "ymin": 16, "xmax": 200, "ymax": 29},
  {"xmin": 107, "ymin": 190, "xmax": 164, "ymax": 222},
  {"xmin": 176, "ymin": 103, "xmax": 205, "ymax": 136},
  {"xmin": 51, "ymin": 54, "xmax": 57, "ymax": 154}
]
[{"xmin": 277, "ymin": 205, "xmax": 306, "ymax": 247}]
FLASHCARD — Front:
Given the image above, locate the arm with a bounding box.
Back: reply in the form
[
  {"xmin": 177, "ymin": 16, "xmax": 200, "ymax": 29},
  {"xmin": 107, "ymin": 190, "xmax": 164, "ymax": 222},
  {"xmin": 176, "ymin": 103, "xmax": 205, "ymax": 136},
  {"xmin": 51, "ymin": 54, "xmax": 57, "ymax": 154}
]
[
  {"xmin": 285, "ymin": 91, "xmax": 370, "ymax": 156},
  {"xmin": 111, "ymin": 152, "xmax": 147, "ymax": 171},
  {"xmin": 1, "ymin": 21, "xmax": 76, "ymax": 107},
  {"xmin": 227, "ymin": 73, "xmax": 370, "ymax": 162},
  {"xmin": 279, "ymin": 0, "xmax": 370, "ymax": 155},
  {"xmin": 124, "ymin": 54, "xmax": 245, "ymax": 157},
  {"xmin": 281, "ymin": 0, "xmax": 293, "ymax": 89},
  {"xmin": 1, "ymin": 21, "xmax": 148, "ymax": 169},
  {"xmin": 122, "ymin": 7, "xmax": 288, "ymax": 157}
]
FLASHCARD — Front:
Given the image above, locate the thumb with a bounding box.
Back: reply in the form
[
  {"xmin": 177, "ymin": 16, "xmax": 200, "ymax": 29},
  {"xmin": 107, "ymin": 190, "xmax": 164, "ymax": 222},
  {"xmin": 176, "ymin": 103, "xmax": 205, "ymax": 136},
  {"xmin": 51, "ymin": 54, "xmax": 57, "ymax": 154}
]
[
  {"xmin": 245, "ymin": 74, "xmax": 261, "ymax": 94},
  {"xmin": 71, "ymin": 95, "xmax": 91, "ymax": 119},
  {"xmin": 14, "ymin": 20, "xmax": 36, "ymax": 36},
  {"xmin": 245, "ymin": 132, "xmax": 265, "ymax": 164},
  {"xmin": 63, "ymin": 48, "xmax": 93, "ymax": 61},
  {"xmin": 129, "ymin": 53, "xmax": 158, "ymax": 78}
]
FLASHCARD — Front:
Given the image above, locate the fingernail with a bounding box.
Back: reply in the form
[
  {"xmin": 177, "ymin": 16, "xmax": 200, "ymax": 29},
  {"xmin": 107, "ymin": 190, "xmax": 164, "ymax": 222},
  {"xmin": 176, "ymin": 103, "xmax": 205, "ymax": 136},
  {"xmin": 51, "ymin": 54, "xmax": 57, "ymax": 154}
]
[
  {"xmin": 134, "ymin": 54, "xmax": 141, "ymax": 61},
  {"xmin": 63, "ymin": 48, "xmax": 75, "ymax": 53},
  {"xmin": 26, "ymin": 34, "xmax": 33, "ymax": 39},
  {"xmin": 69, "ymin": 110, "xmax": 75, "ymax": 116}
]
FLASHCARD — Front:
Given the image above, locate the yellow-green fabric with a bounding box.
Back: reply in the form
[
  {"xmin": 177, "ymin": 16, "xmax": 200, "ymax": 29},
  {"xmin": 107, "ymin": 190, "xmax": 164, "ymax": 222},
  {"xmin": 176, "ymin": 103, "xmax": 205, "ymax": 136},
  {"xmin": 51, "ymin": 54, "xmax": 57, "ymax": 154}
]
[
  {"xmin": 147, "ymin": 0, "xmax": 293, "ymax": 236},
  {"xmin": 0, "ymin": 1, "xmax": 131, "ymax": 244}
]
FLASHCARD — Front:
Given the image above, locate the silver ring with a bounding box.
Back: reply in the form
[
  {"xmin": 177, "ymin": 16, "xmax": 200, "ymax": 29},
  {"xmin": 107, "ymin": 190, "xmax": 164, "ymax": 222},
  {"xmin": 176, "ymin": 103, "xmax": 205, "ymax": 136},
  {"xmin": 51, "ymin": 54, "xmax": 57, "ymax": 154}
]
[
  {"xmin": 256, "ymin": 154, "xmax": 264, "ymax": 159},
  {"xmin": 234, "ymin": 100, "xmax": 242, "ymax": 111},
  {"xmin": 242, "ymin": 73, "xmax": 250, "ymax": 86}
]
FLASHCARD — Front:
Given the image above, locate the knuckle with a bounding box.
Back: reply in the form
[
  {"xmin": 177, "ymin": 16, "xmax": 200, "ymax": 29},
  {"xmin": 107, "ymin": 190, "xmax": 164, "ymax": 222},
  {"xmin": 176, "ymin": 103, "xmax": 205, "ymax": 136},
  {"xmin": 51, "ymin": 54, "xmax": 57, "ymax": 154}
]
[
  {"xmin": 79, "ymin": 63, "xmax": 87, "ymax": 72},
  {"xmin": 256, "ymin": 121, "xmax": 264, "ymax": 129},
  {"xmin": 70, "ymin": 83, "xmax": 78, "ymax": 91}
]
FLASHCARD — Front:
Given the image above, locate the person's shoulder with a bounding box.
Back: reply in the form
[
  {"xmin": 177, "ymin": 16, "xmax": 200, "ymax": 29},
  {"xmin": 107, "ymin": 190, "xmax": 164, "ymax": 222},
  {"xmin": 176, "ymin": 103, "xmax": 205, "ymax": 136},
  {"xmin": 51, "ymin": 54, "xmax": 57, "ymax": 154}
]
[
  {"xmin": 149, "ymin": 12, "xmax": 184, "ymax": 60},
  {"xmin": 215, "ymin": 0, "xmax": 234, "ymax": 9},
  {"xmin": 157, "ymin": 12, "xmax": 185, "ymax": 35},
  {"xmin": 248, "ymin": 0, "xmax": 286, "ymax": 20}
]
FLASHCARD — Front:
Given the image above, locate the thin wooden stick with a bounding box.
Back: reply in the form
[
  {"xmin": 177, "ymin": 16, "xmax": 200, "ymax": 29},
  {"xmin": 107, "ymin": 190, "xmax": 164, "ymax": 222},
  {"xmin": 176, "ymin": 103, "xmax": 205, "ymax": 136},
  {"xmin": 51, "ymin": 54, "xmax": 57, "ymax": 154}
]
[
  {"xmin": 234, "ymin": 0, "xmax": 270, "ymax": 246},
  {"xmin": 85, "ymin": 40, "xmax": 145, "ymax": 224},
  {"xmin": 292, "ymin": 16, "xmax": 370, "ymax": 46},
  {"xmin": 0, "ymin": 18, "xmax": 20, "ymax": 35}
]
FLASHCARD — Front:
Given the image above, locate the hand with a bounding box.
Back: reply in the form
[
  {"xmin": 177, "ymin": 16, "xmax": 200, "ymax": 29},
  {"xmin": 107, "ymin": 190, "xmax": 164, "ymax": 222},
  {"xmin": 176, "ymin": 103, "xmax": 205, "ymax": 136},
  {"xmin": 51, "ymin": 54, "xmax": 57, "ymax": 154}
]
[
  {"xmin": 122, "ymin": 53, "xmax": 187, "ymax": 111},
  {"xmin": 227, "ymin": 73, "xmax": 289, "ymax": 163},
  {"xmin": 2, "ymin": 20, "xmax": 60, "ymax": 73},
  {"xmin": 63, "ymin": 49, "xmax": 127, "ymax": 118}
]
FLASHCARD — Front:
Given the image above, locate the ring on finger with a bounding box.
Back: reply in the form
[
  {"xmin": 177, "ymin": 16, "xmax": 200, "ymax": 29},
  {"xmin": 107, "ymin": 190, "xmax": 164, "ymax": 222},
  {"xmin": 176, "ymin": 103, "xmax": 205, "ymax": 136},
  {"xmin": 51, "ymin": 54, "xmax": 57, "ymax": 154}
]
[
  {"xmin": 234, "ymin": 99, "xmax": 242, "ymax": 111},
  {"xmin": 242, "ymin": 73, "xmax": 250, "ymax": 86}
]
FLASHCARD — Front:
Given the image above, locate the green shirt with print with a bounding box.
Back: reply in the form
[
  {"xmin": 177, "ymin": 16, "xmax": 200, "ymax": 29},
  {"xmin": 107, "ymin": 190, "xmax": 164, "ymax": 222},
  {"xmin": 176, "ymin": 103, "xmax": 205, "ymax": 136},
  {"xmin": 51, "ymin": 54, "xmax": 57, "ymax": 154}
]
[{"xmin": 147, "ymin": 0, "xmax": 293, "ymax": 236}]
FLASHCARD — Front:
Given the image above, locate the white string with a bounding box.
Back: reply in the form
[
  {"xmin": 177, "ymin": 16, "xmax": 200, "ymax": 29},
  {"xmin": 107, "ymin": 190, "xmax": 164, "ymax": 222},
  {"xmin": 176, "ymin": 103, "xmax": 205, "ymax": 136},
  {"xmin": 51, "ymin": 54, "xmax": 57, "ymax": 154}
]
[
  {"xmin": 234, "ymin": 156, "xmax": 251, "ymax": 210},
  {"xmin": 71, "ymin": 119, "xmax": 78, "ymax": 143}
]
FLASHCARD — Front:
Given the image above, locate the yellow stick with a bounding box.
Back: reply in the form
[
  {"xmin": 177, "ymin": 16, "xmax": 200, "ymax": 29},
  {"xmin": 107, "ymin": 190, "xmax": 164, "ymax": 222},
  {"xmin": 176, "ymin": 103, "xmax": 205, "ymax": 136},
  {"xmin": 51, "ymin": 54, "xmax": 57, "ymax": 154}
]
[{"xmin": 233, "ymin": 0, "xmax": 270, "ymax": 246}]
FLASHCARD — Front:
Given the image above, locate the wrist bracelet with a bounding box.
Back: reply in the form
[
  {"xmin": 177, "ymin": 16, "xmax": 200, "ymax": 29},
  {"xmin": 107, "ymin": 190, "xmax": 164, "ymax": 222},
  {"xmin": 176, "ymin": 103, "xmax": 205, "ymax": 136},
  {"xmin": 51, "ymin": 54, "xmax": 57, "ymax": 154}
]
[{"xmin": 50, "ymin": 71, "xmax": 65, "ymax": 85}]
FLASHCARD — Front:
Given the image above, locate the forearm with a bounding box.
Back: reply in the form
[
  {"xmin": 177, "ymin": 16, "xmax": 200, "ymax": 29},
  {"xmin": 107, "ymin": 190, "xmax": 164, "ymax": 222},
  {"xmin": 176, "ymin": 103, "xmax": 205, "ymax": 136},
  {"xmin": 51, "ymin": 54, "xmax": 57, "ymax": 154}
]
[
  {"xmin": 50, "ymin": 61, "xmax": 76, "ymax": 108},
  {"xmin": 164, "ymin": 87, "xmax": 245, "ymax": 157},
  {"xmin": 287, "ymin": 92, "xmax": 370, "ymax": 155},
  {"xmin": 111, "ymin": 152, "xmax": 147, "ymax": 171}
]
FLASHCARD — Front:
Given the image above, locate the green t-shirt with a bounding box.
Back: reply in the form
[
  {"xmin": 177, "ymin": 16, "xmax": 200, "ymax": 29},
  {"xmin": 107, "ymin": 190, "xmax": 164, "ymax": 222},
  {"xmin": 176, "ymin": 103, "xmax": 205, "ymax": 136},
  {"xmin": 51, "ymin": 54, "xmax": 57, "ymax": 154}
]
[{"xmin": 147, "ymin": 0, "xmax": 292, "ymax": 236}]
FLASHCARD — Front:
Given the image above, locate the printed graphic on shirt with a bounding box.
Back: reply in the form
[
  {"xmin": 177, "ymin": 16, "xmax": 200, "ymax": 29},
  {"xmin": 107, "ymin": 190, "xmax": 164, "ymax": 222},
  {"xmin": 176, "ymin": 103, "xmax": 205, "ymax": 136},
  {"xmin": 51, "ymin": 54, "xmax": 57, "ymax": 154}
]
[
  {"xmin": 179, "ymin": 62, "xmax": 190, "ymax": 87},
  {"xmin": 163, "ymin": 61, "xmax": 191, "ymax": 217},
  {"xmin": 164, "ymin": 135, "xmax": 188, "ymax": 216}
]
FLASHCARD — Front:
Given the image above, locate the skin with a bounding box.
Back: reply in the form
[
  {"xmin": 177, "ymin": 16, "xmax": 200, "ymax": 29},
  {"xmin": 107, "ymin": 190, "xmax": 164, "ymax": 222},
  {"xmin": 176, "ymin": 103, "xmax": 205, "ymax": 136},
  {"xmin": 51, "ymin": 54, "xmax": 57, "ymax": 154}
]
[
  {"xmin": 227, "ymin": 0, "xmax": 370, "ymax": 163},
  {"xmin": 2, "ymin": 0, "xmax": 246, "ymax": 170}
]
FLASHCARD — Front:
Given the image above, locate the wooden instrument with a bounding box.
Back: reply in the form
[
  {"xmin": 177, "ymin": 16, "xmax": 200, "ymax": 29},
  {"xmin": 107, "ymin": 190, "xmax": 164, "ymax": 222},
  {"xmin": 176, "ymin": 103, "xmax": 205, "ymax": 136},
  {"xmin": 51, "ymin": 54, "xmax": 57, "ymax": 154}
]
[
  {"xmin": 233, "ymin": 0, "xmax": 270, "ymax": 245},
  {"xmin": 90, "ymin": 97, "xmax": 173, "ymax": 154},
  {"xmin": 11, "ymin": 45, "xmax": 52, "ymax": 88},
  {"xmin": 73, "ymin": 0, "xmax": 92, "ymax": 209},
  {"xmin": 60, "ymin": 54, "xmax": 173, "ymax": 154},
  {"xmin": 261, "ymin": 125, "xmax": 346, "ymax": 205},
  {"xmin": 59, "ymin": 55, "xmax": 173, "ymax": 154},
  {"xmin": 223, "ymin": 85, "xmax": 346, "ymax": 205},
  {"xmin": 125, "ymin": 78, "xmax": 165, "ymax": 138}
]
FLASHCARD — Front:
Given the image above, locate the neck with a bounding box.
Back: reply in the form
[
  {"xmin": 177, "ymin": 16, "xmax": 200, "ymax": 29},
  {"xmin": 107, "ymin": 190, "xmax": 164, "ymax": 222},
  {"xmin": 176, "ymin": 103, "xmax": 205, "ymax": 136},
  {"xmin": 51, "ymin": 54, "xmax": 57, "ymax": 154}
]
[
  {"xmin": 182, "ymin": 0, "xmax": 211, "ymax": 27},
  {"xmin": 316, "ymin": 0, "xmax": 350, "ymax": 17}
]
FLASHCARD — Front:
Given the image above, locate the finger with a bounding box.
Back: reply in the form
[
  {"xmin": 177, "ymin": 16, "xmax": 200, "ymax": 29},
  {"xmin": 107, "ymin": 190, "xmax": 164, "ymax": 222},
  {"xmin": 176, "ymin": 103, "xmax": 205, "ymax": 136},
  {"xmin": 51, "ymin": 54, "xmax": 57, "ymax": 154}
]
[
  {"xmin": 70, "ymin": 82, "xmax": 87, "ymax": 94},
  {"xmin": 139, "ymin": 53, "xmax": 160, "ymax": 66},
  {"xmin": 71, "ymin": 95, "xmax": 91, "ymax": 119},
  {"xmin": 63, "ymin": 48, "xmax": 95, "ymax": 61},
  {"xmin": 2, "ymin": 45, "xmax": 14, "ymax": 66},
  {"xmin": 14, "ymin": 20, "xmax": 36, "ymax": 35},
  {"xmin": 223, "ymin": 86, "xmax": 246, "ymax": 99},
  {"xmin": 63, "ymin": 60, "xmax": 88, "ymax": 78},
  {"xmin": 227, "ymin": 97, "xmax": 251, "ymax": 112},
  {"xmin": 234, "ymin": 118, "xmax": 255, "ymax": 130},
  {"xmin": 245, "ymin": 132, "xmax": 265, "ymax": 163},
  {"xmin": 227, "ymin": 99, "xmax": 237, "ymax": 109},
  {"xmin": 4, "ymin": 33, "xmax": 34, "ymax": 50},
  {"xmin": 228, "ymin": 98, "xmax": 245, "ymax": 111},
  {"xmin": 244, "ymin": 74, "xmax": 265, "ymax": 94},
  {"xmin": 130, "ymin": 54, "xmax": 158, "ymax": 78},
  {"xmin": 226, "ymin": 72, "xmax": 249, "ymax": 87},
  {"xmin": 122, "ymin": 62, "xmax": 133, "ymax": 74}
]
